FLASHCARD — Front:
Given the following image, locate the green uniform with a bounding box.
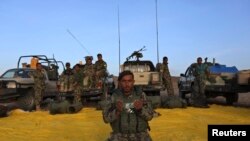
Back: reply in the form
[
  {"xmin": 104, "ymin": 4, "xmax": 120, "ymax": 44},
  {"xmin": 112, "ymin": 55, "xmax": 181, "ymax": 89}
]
[
  {"xmin": 30, "ymin": 70, "xmax": 46, "ymax": 106},
  {"xmin": 83, "ymin": 63, "xmax": 95, "ymax": 88},
  {"xmin": 103, "ymin": 88, "xmax": 153, "ymax": 141},
  {"xmin": 157, "ymin": 63, "xmax": 174, "ymax": 96},
  {"xmin": 95, "ymin": 60, "xmax": 107, "ymax": 80},
  {"xmin": 59, "ymin": 69, "xmax": 74, "ymax": 92},
  {"xmin": 191, "ymin": 63, "xmax": 209, "ymax": 107},
  {"xmin": 73, "ymin": 70, "xmax": 84, "ymax": 102}
]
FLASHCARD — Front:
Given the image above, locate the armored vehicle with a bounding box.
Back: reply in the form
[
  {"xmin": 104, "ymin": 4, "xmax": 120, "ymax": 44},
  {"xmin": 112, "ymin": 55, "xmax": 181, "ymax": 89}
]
[
  {"xmin": 178, "ymin": 58, "xmax": 250, "ymax": 105},
  {"xmin": 0, "ymin": 55, "xmax": 63, "ymax": 111}
]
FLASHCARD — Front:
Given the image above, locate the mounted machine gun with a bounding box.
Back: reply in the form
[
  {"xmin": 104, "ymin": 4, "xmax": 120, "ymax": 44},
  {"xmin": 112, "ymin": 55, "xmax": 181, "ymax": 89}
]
[{"xmin": 126, "ymin": 46, "xmax": 146, "ymax": 61}]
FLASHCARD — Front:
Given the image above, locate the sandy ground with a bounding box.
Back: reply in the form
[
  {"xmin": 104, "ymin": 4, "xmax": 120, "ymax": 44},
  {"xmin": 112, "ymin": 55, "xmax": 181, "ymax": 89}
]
[
  {"xmin": 0, "ymin": 76, "xmax": 249, "ymax": 141},
  {"xmin": 0, "ymin": 105, "xmax": 249, "ymax": 141}
]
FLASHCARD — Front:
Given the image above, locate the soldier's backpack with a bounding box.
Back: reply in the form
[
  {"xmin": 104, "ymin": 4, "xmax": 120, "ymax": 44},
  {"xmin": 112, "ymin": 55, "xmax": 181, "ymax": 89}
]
[
  {"xmin": 49, "ymin": 100, "xmax": 83, "ymax": 115},
  {"xmin": 161, "ymin": 95, "xmax": 187, "ymax": 108},
  {"xmin": 146, "ymin": 96, "xmax": 161, "ymax": 109}
]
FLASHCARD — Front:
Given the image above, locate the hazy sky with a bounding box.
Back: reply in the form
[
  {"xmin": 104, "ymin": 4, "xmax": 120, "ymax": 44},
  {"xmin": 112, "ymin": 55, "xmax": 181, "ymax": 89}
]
[{"xmin": 0, "ymin": 0, "xmax": 249, "ymax": 76}]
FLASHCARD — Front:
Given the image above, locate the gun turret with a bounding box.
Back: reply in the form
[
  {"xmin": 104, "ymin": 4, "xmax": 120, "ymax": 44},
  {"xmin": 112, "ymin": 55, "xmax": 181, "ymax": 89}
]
[{"xmin": 126, "ymin": 46, "xmax": 146, "ymax": 61}]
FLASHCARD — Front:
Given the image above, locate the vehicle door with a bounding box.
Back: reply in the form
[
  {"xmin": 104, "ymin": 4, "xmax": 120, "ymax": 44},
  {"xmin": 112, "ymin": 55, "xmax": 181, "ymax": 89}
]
[
  {"xmin": 43, "ymin": 71, "xmax": 58, "ymax": 96},
  {"xmin": 180, "ymin": 67, "xmax": 195, "ymax": 91}
]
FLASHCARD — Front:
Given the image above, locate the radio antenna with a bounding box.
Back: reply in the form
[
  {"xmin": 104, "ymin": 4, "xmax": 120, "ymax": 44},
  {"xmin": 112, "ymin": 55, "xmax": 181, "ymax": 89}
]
[
  {"xmin": 117, "ymin": 0, "xmax": 121, "ymax": 72},
  {"xmin": 67, "ymin": 29, "xmax": 91, "ymax": 55}
]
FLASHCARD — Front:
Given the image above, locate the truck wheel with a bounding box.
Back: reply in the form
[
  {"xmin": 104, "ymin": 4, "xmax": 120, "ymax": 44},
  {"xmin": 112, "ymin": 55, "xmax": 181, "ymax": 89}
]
[
  {"xmin": 225, "ymin": 93, "xmax": 238, "ymax": 105},
  {"xmin": 17, "ymin": 89, "xmax": 35, "ymax": 111}
]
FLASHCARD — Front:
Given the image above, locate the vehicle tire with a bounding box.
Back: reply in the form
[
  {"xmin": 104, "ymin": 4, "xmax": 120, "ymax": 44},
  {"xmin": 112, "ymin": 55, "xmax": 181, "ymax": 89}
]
[
  {"xmin": 225, "ymin": 93, "xmax": 238, "ymax": 105},
  {"xmin": 17, "ymin": 89, "xmax": 35, "ymax": 111}
]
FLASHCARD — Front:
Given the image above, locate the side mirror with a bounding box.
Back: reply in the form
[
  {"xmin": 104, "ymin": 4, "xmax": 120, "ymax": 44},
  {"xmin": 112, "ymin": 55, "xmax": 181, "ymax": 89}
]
[{"xmin": 180, "ymin": 73, "xmax": 185, "ymax": 77}]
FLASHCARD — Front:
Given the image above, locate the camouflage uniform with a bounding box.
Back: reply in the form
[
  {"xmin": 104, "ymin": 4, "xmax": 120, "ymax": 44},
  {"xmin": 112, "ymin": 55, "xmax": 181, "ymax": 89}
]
[
  {"xmin": 157, "ymin": 63, "xmax": 174, "ymax": 96},
  {"xmin": 83, "ymin": 62, "xmax": 95, "ymax": 88},
  {"xmin": 59, "ymin": 69, "xmax": 74, "ymax": 92},
  {"xmin": 95, "ymin": 60, "xmax": 107, "ymax": 81},
  {"xmin": 73, "ymin": 70, "xmax": 84, "ymax": 102},
  {"xmin": 30, "ymin": 70, "xmax": 46, "ymax": 107},
  {"xmin": 191, "ymin": 63, "xmax": 209, "ymax": 107},
  {"xmin": 103, "ymin": 88, "xmax": 153, "ymax": 141}
]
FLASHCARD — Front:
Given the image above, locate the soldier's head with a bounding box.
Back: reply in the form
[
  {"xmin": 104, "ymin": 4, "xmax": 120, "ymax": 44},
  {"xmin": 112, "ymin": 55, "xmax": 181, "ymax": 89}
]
[
  {"xmin": 65, "ymin": 62, "xmax": 71, "ymax": 69},
  {"xmin": 36, "ymin": 63, "xmax": 42, "ymax": 70},
  {"xmin": 97, "ymin": 53, "xmax": 102, "ymax": 61},
  {"xmin": 85, "ymin": 56, "xmax": 93, "ymax": 64},
  {"xmin": 163, "ymin": 56, "xmax": 168, "ymax": 64},
  {"xmin": 118, "ymin": 70, "xmax": 135, "ymax": 96},
  {"xmin": 197, "ymin": 57, "xmax": 202, "ymax": 64},
  {"xmin": 74, "ymin": 64, "xmax": 81, "ymax": 72}
]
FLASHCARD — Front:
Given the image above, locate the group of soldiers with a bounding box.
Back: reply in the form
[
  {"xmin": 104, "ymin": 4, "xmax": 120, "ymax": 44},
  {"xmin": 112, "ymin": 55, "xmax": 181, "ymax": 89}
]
[
  {"xmin": 31, "ymin": 53, "xmax": 107, "ymax": 110},
  {"xmin": 59, "ymin": 53, "xmax": 107, "ymax": 102},
  {"xmin": 0, "ymin": 52, "xmax": 211, "ymax": 141},
  {"xmin": 157, "ymin": 56, "xmax": 209, "ymax": 108}
]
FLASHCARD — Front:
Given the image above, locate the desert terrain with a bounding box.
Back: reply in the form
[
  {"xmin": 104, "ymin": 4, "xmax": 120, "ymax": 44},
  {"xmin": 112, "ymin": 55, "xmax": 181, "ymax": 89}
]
[{"xmin": 0, "ymin": 77, "xmax": 249, "ymax": 141}]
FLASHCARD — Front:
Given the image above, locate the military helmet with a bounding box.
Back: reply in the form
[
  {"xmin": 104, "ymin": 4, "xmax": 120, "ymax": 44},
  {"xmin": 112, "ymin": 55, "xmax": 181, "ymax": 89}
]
[{"xmin": 85, "ymin": 56, "xmax": 93, "ymax": 61}]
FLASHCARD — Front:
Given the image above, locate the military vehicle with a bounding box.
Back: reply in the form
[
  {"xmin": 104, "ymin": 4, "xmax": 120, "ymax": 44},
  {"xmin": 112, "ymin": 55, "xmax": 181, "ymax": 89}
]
[
  {"xmin": 119, "ymin": 47, "xmax": 164, "ymax": 108},
  {"xmin": 58, "ymin": 58, "xmax": 115, "ymax": 104},
  {"xmin": 178, "ymin": 58, "xmax": 250, "ymax": 105},
  {"xmin": 0, "ymin": 55, "xmax": 63, "ymax": 111},
  {"xmin": 81, "ymin": 72, "xmax": 115, "ymax": 102}
]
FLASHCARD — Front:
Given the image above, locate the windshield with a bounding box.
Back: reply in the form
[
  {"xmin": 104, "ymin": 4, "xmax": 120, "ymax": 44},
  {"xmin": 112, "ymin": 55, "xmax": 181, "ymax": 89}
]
[{"xmin": 1, "ymin": 69, "xmax": 33, "ymax": 78}]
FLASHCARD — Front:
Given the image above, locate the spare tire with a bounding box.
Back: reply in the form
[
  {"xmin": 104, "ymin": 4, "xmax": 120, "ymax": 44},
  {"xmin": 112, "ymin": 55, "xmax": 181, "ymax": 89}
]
[{"xmin": 17, "ymin": 89, "xmax": 35, "ymax": 111}]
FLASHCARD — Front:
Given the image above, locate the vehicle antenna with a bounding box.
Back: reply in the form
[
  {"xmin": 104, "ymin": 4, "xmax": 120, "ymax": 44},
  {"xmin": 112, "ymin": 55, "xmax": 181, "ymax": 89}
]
[
  {"xmin": 66, "ymin": 29, "xmax": 91, "ymax": 55},
  {"xmin": 117, "ymin": 0, "xmax": 121, "ymax": 73},
  {"xmin": 155, "ymin": 0, "xmax": 159, "ymax": 64}
]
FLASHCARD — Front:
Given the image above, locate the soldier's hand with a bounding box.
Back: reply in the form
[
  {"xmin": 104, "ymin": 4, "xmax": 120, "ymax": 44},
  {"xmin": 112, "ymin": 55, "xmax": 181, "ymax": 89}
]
[
  {"xmin": 134, "ymin": 100, "xmax": 143, "ymax": 111},
  {"xmin": 116, "ymin": 100, "xmax": 123, "ymax": 112}
]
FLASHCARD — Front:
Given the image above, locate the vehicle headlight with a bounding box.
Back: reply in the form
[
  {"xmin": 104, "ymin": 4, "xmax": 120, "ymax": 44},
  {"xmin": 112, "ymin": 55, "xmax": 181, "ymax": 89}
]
[{"xmin": 7, "ymin": 82, "xmax": 16, "ymax": 88}]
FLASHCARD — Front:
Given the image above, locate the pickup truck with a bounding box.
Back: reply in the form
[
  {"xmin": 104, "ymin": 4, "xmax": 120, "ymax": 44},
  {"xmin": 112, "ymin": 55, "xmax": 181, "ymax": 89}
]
[
  {"xmin": 0, "ymin": 55, "xmax": 63, "ymax": 111},
  {"xmin": 119, "ymin": 47, "xmax": 164, "ymax": 108},
  {"xmin": 178, "ymin": 60, "xmax": 250, "ymax": 105}
]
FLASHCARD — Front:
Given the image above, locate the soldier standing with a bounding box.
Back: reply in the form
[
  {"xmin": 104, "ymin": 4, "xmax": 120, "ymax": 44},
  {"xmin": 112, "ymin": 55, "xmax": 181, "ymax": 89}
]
[
  {"xmin": 30, "ymin": 63, "xmax": 46, "ymax": 111},
  {"xmin": 72, "ymin": 64, "xmax": 84, "ymax": 103},
  {"xmin": 59, "ymin": 62, "xmax": 74, "ymax": 92},
  {"xmin": 157, "ymin": 56, "xmax": 174, "ymax": 96},
  {"xmin": 94, "ymin": 53, "xmax": 107, "ymax": 81},
  {"xmin": 191, "ymin": 57, "xmax": 210, "ymax": 108},
  {"xmin": 83, "ymin": 56, "xmax": 95, "ymax": 88},
  {"xmin": 102, "ymin": 70, "xmax": 154, "ymax": 141}
]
